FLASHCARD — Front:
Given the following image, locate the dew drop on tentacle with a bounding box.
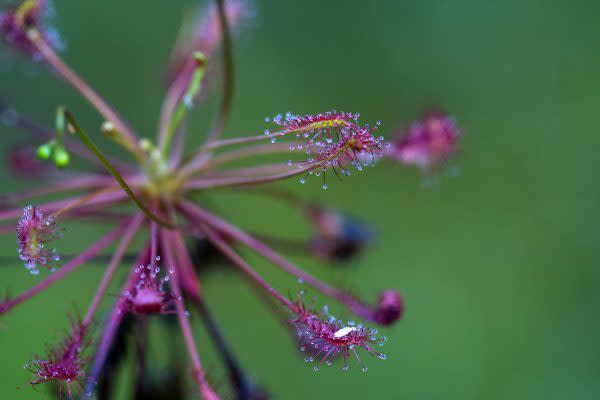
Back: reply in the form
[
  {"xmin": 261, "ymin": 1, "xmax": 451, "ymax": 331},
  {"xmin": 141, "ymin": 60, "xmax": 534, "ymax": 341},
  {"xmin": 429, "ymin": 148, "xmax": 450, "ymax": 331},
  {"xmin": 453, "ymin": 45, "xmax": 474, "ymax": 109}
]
[{"xmin": 183, "ymin": 94, "xmax": 194, "ymax": 109}]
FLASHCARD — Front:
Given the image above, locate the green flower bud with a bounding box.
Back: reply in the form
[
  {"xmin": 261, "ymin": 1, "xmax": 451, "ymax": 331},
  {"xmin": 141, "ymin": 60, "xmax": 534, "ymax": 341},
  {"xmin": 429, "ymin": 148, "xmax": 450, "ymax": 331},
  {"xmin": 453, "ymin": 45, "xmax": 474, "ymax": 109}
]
[
  {"xmin": 36, "ymin": 143, "xmax": 53, "ymax": 160},
  {"xmin": 53, "ymin": 147, "xmax": 70, "ymax": 168}
]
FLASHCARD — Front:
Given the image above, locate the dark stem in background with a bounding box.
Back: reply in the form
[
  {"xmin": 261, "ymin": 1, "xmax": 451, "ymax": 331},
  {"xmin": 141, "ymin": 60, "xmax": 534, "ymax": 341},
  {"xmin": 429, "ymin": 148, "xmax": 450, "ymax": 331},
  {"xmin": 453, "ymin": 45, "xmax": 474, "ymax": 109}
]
[
  {"xmin": 207, "ymin": 0, "xmax": 234, "ymax": 143},
  {"xmin": 133, "ymin": 317, "xmax": 149, "ymax": 399},
  {"xmin": 193, "ymin": 296, "xmax": 255, "ymax": 399},
  {"xmin": 95, "ymin": 314, "xmax": 133, "ymax": 400}
]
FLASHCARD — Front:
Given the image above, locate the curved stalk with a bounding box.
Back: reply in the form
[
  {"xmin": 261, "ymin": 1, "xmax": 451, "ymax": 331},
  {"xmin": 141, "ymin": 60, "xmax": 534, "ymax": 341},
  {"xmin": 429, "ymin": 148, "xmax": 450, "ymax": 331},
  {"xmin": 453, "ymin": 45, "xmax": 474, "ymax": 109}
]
[
  {"xmin": 82, "ymin": 213, "xmax": 145, "ymax": 327},
  {"xmin": 184, "ymin": 163, "xmax": 314, "ymax": 190}
]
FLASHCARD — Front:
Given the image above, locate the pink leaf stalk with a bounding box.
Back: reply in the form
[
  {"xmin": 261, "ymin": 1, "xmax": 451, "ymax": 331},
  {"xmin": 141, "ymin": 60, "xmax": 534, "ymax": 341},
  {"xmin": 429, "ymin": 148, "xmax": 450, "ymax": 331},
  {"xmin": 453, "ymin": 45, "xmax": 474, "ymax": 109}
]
[{"xmin": 0, "ymin": 0, "xmax": 460, "ymax": 398}]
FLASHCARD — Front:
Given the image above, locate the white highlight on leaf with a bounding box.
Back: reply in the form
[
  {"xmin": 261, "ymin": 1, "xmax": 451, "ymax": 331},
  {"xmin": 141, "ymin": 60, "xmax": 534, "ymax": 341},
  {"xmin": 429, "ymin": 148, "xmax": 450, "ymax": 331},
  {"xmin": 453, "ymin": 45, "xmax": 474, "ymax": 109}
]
[{"xmin": 333, "ymin": 326, "xmax": 357, "ymax": 338}]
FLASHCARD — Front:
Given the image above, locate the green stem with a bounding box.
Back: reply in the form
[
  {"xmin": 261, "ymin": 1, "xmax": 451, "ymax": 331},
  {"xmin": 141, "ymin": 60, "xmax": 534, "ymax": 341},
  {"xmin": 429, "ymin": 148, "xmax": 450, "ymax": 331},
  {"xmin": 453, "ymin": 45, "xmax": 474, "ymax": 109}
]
[
  {"xmin": 63, "ymin": 110, "xmax": 175, "ymax": 229},
  {"xmin": 162, "ymin": 52, "xmax": 207, "ymax": 158}
]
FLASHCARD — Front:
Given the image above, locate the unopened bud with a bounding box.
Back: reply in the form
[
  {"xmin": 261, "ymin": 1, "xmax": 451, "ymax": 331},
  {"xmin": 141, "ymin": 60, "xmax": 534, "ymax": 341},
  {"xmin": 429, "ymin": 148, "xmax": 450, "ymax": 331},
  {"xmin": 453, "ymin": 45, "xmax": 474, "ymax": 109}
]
[
  {"xmin": 374, "ymin": 289, "xmax": 403, "ymax": 326},
  {"xmin": 52, "ymin": 146, "xmax": 69, "ymax": 168},
  {"xmin": 36, "ymin": 142, "xmax": 53, "ymax": 160},
  {"xmin": 101, "ymin": 121, "xmax": 115, "ymax": 136}
]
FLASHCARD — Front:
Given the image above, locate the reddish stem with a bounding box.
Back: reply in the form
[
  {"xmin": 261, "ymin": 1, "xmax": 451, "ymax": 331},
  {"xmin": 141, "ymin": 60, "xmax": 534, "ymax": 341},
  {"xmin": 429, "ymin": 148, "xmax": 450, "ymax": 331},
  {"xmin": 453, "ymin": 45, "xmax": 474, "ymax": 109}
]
[
  {"xmin": 168, "ymin": 228, "xmax": 203, "ymax": 302},
  {"xmin": 181, "ymin": 130, "xmax": 287, "ymax": 175},
  {"xmin": 0, "ymin": 175, "xmax": 115, "ymax": 205},
  {"xmin": 84, "ymin": 245, "xmax": 150, "ymax": 396},
  {"xmin": 161, "ymin": 228, "xmax": 219, "ymax": 400},
  {"xmin": 0, "ymin": 190, "xmax": 128, "ymax": 222},
  {"xmin": 199, "ymin": 223, "xmax": 298, "ymax": 313},
  {"xmin": 150, "ymin": 204, "xmax": 158, "ymax": 261},
  {"xmin": 183, "ymin": 164, "xmax": 313, "ymax": 190},
  {"xmin": 199, "ymin": 162, "xmax": 299, "ymax": 178},
  {"xmin": 178, "ymin": 201, "xmax": 370, "ymax": 316},
  {"xmin": 205, "ymin": 142, "xmax": 297, "ymax": 169},
  {"xmin": 82, "ymin": 213, "xmax": 144, "ymax": 327}
]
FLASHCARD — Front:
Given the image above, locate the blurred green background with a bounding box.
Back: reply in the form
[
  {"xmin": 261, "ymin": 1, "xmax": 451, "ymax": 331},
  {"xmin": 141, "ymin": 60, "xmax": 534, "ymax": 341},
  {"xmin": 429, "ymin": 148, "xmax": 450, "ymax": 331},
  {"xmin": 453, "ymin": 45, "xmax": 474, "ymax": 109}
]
[{"xmin": 1, "ymin": 0, "xmax": 600, "ymax": 398}]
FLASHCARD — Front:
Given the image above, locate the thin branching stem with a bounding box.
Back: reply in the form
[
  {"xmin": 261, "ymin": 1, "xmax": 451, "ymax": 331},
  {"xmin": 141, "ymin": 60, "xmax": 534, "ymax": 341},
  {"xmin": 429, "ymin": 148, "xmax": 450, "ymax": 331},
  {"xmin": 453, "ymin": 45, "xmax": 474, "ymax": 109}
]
[
  {"xmin": 199, "ymin": 223, "xmax": 299, "ymax": 312},
  {"xmin": 0, "ymin": 190, "xmax": 128, "ymax": 222},
  {"xmin": 161, "ymin": 228, "xmax": 218, "ymax": 399},
  {"xmin": 85, "ymin": 245, "xmax": 150, "ymax": 396},
  {"xmin": 82, "ymin": 213, "xmax": 144, "ymax": 327},
  {"xmin": 184, "ymin": 163, "xmax": 315, "ymax": 190},
  {"xmin": 0, "ymin": 175, "xmax": 114, "ymax": 206},
  {"xmin": 181, "ymin": 130, "xmax": 287, "ymax": 174},
  {"xmin": 50, "ymin": 185, "xmax": 121, "ymax": 219},
  {"xmin": 179, "ymin": 202, "xmax": 365, "ymax": 311}
]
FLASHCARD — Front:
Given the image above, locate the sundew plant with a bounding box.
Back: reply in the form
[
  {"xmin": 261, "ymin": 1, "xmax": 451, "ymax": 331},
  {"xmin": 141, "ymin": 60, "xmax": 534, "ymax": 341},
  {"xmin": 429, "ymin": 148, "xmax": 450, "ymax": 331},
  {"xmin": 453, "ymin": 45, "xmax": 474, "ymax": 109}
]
[{"xmin": 0, "ymin": 0, "xmax": 459, "ymax": 399}]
